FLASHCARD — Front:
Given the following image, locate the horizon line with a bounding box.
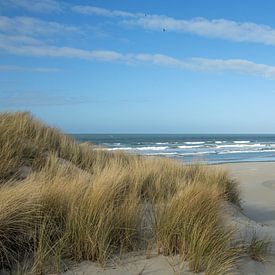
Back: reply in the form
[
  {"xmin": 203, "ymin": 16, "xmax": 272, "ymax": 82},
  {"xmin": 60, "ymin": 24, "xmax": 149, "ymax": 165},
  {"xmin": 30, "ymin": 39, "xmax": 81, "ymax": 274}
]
[{"xmin": 68, "ymin": 133, "xmax": 275, "ymax": 135}]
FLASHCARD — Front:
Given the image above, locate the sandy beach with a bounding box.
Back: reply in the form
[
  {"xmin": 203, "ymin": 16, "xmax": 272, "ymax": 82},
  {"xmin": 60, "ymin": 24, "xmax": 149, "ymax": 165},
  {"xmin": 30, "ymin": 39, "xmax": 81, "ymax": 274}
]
[
  {"xmin": 64, "ymin": 161, "xmax": 275, "ymax": 275},
  {"xmin": 224, "ymin": 162, "xmax": 275, "ymax": 233},
  {"xmin": 224, "ymin": 162, "xmax": 275, "ymax": 274}
]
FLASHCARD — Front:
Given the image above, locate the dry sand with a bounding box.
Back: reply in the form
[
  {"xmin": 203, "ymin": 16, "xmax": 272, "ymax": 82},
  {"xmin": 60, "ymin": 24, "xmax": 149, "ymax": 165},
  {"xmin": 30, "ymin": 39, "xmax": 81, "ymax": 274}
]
[
  {"xmin": 64, "ymin": 161, "xmax": 275, "ymax": 275},
  {"xmin": 224, "ymin": 162, "xmax": 275, "ymax": 275}
]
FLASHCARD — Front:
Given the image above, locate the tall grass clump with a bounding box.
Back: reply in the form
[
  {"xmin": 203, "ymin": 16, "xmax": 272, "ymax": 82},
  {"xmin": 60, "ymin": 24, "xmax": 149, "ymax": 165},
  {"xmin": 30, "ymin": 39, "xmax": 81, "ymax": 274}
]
[
  {"xmin": 154, "ymin": 184, "xmax": 240, "ymax": 274},
  {"xmin": 0, "ymin": 112, "xmax": 243, "ymax": 274},
  {"xmin": 0, "ymin": 181, "xmax": 40, "ymax": 269}
]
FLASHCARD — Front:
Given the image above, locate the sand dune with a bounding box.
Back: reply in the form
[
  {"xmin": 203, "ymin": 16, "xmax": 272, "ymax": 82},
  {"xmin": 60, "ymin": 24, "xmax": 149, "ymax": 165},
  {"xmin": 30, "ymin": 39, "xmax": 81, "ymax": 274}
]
[{"xmin": 64, "ymin": 162, "xmax": 275, "ymax": 275}]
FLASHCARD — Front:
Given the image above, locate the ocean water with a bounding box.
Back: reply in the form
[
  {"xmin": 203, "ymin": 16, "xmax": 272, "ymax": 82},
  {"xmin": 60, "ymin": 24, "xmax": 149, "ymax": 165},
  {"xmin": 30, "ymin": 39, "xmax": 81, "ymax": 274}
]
[{"xmin": 72, "ymin": 134, "xmax": 275, "ymax": 164}]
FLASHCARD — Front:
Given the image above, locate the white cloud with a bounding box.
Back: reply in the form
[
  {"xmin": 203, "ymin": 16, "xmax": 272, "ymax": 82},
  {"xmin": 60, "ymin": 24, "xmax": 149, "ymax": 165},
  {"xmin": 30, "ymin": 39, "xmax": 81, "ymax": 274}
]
[
  {"xmin": 0, "ymin": 34, "xmax": 124, "ymax": 61},
  {"xmin": 126, "ymin": 16, "xmax": 275, "ymax": 45},
  {"xmin": 1, "ymin": 0, "xmax": 62, "ymax": 13},
  {"xmin": 1, "ymin": 34, "xmax": 275, "ymax": 79},
  {"xmin": 0, "ymin": 91, "xmax": 90, "ymax": 107},
  {"xmin": 0, "ymin": 65, "xmax": 61, "ymax": 73},
  {"xmin": 186, "ymin": 58, "xmax": 275, "ymax": 78},
  {"xmin": 3, "ymin": 3, "xmax": 275, "ymax": 45},
  {"xmin": 72, "ymin": 5, "xmax": 139, "ymax": 18},
  {"xmin": 72, "ymin": 5, "xmax": 275, "ymax": 45},
  {"xmin": 0, "ymin": 16, "xmax": 78, "ymax": 37}
]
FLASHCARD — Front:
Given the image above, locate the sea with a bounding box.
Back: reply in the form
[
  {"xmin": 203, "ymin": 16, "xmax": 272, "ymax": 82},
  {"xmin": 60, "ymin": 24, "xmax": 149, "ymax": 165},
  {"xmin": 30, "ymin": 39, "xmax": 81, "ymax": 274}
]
[{"xmin": 72, "ymin": 134, "xmax": 275, "ymax": 164}]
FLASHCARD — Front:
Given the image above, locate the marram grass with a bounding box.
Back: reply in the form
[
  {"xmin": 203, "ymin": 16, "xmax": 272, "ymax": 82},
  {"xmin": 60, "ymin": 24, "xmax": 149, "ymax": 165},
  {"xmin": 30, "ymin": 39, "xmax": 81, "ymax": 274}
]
[
  {"xmin": 246, "ymin": 231, "xmax": 272, "ymax": 262},
  {"xmin": 0, "ymin": 112, "xmax": 243, "ymax": 274}
]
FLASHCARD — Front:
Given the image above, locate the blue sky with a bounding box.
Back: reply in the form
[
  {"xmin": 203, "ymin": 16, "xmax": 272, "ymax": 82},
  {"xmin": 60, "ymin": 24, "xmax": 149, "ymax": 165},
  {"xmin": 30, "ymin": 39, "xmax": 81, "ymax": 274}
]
[{"xmin": 1, "ymin": 0, "xmax": 275, "ymax": 133}]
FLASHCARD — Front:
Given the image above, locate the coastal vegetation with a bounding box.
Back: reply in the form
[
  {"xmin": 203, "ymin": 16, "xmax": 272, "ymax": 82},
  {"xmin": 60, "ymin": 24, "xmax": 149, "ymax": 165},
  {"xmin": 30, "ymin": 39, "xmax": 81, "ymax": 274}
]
[
  {"xmin": 247, "ymin": 231, "xmax": 271, "ymax": 262},
  {"xmin": 0, "ymin": 112, "xmax": 247, "ymax": 274}
]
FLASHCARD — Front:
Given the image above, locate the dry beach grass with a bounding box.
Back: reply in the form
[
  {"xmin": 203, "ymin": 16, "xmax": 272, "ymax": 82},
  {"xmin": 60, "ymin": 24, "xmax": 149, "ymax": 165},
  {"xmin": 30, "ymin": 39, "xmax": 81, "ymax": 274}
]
[{"xmin": 0, "ymin": 112, "xmax": 269, "ymax": 274}]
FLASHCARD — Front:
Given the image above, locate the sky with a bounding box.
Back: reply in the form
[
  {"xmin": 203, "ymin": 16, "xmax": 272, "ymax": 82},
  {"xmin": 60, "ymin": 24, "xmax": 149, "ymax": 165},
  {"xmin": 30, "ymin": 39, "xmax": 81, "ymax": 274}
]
[{"xmin": 1, "ymin": 0, "xmax": 275, "ymax": 133}]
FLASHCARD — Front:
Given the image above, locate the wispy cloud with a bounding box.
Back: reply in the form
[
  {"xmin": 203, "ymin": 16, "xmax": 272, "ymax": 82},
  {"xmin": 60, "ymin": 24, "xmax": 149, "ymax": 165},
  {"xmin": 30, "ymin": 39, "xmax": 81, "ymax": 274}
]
[
  {"xmin": 72, "ymin": 5, "xmax": 138, "ymax": 18},
  {"xmin": 0, "ymin": 91, "xmax": 91, "ymax": 107},
  {"xmin": 3, "ymin": 4, "xmax": 275, "ymax": 46},
  {"xmin": 185, "ymin": 58, "xmax": 275, "ymax": 78},
  {"xmin": 0, "ymin": 65, "xmax": 61, "ymax": 73},
  {"xmin": 1, "ymin": 11, "xmax": 275, "ymax": 79},
  {"xmin": 0, "ymin": 34, "xmax": 124, "ymax": 60},
  {"xmin": 1, "ymin": 0, "xmax": 62, "ymax": 13},
  {"xmin": 0, "ymin": 16, "xmax": 79, "ymax": 37},
  {"xmin": 0, "ymin": 90, "xmax": 150, "ymax": 108},
  {"xmin": 73, "ymin": 5, "xmax": 275, "ymax": 46},
  {"xmin": 126, "ymin": 16, "xmax": 275, "ymax": 45},
  {"xmin": 1, "ymin": 33, "xmax": 275, "ymax": 79}
]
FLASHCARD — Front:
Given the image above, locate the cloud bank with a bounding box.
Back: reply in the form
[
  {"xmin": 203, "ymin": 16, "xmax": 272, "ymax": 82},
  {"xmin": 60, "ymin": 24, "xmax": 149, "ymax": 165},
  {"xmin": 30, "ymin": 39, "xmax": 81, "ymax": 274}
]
[
  {"xmin": 0, "ymin": 16, "xmax": 79, "ymax": 37},
  {"xmin": 1, "ymin": 0, "xmax": 62, "ymax": 13},
  {"xmin": 72, "ymin": 5, "xmax": 139, "ymax": 18},
  {"xmin": 1, "ymin": 33, "xmax": 275, "ymax": 79},
  {"xmin": 1, "ymin": 8, "xmax": 275, "ymax": 79},
  {"xmin": 73, "ymin": 5, "xmax": 275, "ymax": 46},
  {"xmin": 3, "ymin": 2, "xmax": 275, "ymax": 46}
]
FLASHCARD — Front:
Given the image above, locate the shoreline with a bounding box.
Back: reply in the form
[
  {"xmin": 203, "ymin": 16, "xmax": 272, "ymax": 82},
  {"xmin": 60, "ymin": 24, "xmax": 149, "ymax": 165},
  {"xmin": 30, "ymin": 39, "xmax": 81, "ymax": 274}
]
[{"xmin": 215, "ymin": 160, "xmax": 275, "ymax": 165}]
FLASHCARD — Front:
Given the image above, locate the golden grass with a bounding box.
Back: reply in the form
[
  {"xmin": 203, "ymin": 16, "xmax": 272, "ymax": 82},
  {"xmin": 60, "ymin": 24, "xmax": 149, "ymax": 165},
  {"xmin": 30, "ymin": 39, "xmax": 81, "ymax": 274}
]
[
  {"xmin": 154, "ymin": 184, "xmax": 241, "ymax": 274},
  {"xmin": 0, "ymin": 112, "xmax": 243, "ymax": 274},
  {"xmin": 0, "ymin": 181, "xmax": 40, "ymax": 270}
]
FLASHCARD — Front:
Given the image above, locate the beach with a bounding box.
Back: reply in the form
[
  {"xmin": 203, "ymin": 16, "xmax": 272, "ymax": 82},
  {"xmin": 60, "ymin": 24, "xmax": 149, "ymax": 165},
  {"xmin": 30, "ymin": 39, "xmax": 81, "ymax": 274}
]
[
  {"xmin": 1, "ymin": 113, "xmax": 275, "ymax": 274},
  {"xmin": 65, "ymin": 161, "xmax": 275, "ymax": 275},
  {"xmin": 224, "ymin": 162, "xmax": 275, "ymax": 274},
  {"xmin": 224, "ymin": 162, "xmax": 275, "ymax": 232},
  {"xmin": 2, "ymin": 0, "xmax": 275, "ymax": 273}
]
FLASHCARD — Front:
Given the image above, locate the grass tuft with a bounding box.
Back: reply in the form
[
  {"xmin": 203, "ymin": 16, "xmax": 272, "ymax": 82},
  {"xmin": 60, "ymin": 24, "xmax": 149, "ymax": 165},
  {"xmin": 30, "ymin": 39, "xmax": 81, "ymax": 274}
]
[{"xmin": 247, "ymin": 231, "xmax": 271, "ymax": 262}]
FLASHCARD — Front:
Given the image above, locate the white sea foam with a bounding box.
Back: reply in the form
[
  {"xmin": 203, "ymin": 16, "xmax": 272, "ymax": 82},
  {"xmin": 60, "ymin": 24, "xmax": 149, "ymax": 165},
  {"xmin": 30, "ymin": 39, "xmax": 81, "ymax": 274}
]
[
  {"xmin": 233, "ymin": 140, "xmax": 250, "ymax": 144},
  {"xmin": 216, "ymin": 143, "xmax": 263, "ymax": 149},
  {"xmin": 215, "ymin": 141, "xmax": 226, "ymax": 144},
  {"xmin": 107, "ymin": 147, "xmax": 133, "ymax": 151},
  {"xmin": 136, "ymin": 146, "xmax": 169, "ymax": 151},
  {"xmin": 108, "ymin": 146, "xmax": 169, "ymax": 151},
  {"xmin": 156, "ymin": 142, "xmax": 169, "ymax": 145},
  {"xmin": 106, "ymin": 140, "xmax": 275, "ymax": 162},
  {"xmin": 178, "ymin": 145, "xmax": 203, "ymax": 149},
  {"xmin": 147, "ymin": 152, "xmax": 178, "ymax": 156},
  {"xmin": 185, "ymin": 141, "xmax": 205, "ymax": 145},
  {"xmin": 166, "ymin": 148, "xmax": 275, "ymax": 156},
  {"xmin": 218, "ymin": 149, "xmax": 275, "ymax": 154},
  {"xmin": 179, "ymin": 151, "xmax": 211, "ymax": 156}
]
